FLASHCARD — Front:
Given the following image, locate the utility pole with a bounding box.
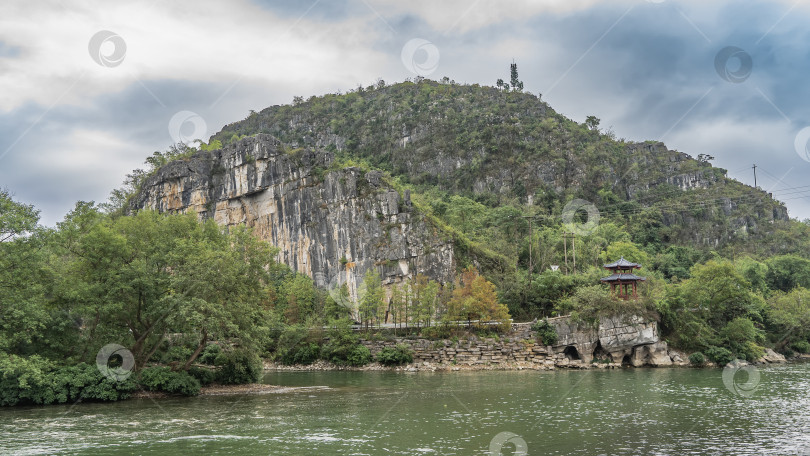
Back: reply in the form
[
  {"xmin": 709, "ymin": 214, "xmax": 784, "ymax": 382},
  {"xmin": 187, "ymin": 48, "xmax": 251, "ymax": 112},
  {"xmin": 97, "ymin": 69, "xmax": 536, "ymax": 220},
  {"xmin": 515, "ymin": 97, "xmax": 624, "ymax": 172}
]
[
  {"xmin": 752, "ymin": 164, "xmax": 758, "ymax": 188},
  {"xmin": 563, "ymin": 231, "xmax": 568, "ymax": 274},
  {"xmin": 521, "ymin": 215, "xmax": 539, "ymax": 295},
  {"xmin": 562, "ymin": 231, "xmax": 576, "ymax": 274},
  {"xmin": 572, "ymin": 232, "xmax": 576, "ymax": 273}
]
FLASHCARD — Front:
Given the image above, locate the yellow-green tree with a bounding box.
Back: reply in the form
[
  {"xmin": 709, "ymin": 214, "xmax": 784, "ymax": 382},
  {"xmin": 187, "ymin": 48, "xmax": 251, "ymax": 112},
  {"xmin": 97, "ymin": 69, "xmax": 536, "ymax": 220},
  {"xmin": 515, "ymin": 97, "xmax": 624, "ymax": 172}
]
[{"xmin": 446, "ymin": 267, "xmax": 510, "ymax": 327}]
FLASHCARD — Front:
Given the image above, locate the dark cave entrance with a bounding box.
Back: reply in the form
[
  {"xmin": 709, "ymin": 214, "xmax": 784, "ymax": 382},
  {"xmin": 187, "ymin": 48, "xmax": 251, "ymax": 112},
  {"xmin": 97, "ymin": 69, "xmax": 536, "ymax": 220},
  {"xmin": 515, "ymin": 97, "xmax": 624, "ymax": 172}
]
[{"xmin": 563, "ymin": 345, "xmax": 580, "ymax": 360}]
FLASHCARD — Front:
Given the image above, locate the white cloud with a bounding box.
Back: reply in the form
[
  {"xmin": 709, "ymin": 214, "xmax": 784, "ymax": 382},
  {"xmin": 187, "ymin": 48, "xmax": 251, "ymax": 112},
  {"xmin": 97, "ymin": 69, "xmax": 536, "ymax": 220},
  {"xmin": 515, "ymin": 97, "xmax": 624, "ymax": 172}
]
[{"xmin": 0, "ymin": 0, "xmax": 388, "ymax": 112}]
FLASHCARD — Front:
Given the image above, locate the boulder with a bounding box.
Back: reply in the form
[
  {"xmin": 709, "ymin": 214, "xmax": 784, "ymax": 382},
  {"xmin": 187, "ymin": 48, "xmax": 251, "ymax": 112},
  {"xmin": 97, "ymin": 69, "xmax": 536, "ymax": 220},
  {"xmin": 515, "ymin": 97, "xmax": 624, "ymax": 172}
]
[{"xmin": 759, "ymin": 348, "xmax": 786, "ymax": 364}]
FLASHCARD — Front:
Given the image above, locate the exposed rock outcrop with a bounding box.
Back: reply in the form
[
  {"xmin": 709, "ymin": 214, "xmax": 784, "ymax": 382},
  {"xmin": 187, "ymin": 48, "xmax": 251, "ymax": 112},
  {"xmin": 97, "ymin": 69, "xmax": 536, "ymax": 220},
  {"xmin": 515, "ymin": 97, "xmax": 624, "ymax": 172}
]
[
  {"xmin": 134, "ymin": 135, "xmax": 455, "ymax": 308},
  {"xmin": 547, "ymin": 315, "xmax": 661, "ymax": 364},
  {"xmin": 759, "ymin": 348, "xmax": 787, "ymax": 364}
]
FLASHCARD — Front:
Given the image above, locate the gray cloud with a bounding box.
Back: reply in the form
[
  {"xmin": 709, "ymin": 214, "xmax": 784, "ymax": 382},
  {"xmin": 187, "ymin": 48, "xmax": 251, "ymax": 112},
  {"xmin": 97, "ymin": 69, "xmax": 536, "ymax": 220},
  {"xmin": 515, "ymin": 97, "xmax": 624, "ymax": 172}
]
[{"xmin": 1, "ymin": 0, "xmax": 809, "ymax": 225}]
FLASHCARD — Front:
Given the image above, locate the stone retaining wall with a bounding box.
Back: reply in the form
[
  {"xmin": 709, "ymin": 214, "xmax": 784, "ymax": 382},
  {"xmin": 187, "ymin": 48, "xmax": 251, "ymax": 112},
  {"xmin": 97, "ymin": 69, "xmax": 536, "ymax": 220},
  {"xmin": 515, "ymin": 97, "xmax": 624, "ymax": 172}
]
[{"xmin": 359, "ymin": 315, "xmax": 683, "ymax": 369}]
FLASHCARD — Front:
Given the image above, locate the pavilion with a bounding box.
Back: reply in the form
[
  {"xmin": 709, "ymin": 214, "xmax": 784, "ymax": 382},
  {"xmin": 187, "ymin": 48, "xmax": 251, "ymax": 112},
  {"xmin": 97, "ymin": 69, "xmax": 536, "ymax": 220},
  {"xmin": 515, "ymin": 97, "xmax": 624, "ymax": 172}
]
[{"xmin": 600, "ymin": 257, "xmax": 646, "ymax": 299}]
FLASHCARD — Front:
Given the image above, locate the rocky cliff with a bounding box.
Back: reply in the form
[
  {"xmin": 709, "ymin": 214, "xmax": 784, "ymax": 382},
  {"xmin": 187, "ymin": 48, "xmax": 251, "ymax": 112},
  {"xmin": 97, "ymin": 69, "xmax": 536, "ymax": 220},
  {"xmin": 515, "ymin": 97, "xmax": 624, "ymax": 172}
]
[{"xmin": 134, "ymin": 134, "xmax": 455, "ymax": 304}]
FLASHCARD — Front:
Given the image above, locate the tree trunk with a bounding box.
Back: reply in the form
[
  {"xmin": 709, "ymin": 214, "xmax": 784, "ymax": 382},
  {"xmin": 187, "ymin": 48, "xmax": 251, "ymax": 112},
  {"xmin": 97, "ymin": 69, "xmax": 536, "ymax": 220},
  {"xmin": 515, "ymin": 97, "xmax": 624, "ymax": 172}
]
[{"xmin": 182, "ymin": 330, "xmax": 208, "ymax": 371}]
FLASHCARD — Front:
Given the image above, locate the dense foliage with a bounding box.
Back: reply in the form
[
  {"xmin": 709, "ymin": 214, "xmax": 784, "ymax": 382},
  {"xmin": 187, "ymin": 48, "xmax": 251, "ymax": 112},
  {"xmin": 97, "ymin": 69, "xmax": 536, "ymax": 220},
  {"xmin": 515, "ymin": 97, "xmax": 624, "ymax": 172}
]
[{"xmin": 376, "ymin": 344, "xmax": 414, "ymax": 366}]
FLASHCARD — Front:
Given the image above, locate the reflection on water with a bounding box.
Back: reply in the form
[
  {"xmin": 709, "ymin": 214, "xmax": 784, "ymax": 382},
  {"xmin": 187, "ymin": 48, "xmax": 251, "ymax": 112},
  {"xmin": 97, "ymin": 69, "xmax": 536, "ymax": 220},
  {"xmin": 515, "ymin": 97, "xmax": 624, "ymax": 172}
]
[{"xmin": 2, "ymin": 364, "xmax": 810, "ymax": 455}]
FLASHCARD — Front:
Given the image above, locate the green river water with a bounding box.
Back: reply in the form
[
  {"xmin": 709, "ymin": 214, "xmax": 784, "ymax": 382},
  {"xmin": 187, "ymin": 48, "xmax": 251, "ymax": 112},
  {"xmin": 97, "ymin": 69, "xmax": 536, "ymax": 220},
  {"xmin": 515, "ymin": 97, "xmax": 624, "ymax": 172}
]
[{"xmin": 2, "ymin": 363, "xmax": 810, "ymax": 455}]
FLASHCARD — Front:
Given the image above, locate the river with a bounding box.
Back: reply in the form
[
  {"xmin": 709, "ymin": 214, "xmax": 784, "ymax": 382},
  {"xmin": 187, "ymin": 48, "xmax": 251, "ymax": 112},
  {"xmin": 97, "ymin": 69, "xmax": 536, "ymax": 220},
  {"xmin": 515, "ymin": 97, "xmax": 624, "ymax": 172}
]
[{"xmin": 2, "ymin": 363, "xmax": 809, "ymax": 455}]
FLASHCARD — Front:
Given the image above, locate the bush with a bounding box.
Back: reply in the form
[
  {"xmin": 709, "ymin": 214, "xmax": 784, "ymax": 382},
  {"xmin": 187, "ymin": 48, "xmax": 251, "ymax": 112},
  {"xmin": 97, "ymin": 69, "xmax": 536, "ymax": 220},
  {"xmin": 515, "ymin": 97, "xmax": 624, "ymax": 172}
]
[
  {"xmin": 188, "ymin": 366, "xmax": 216, "ymax": 386},
  {"xmin": 347, "ymin": 345, "xmax": 372, "ymax": 366},
  {"xmin": 705, "ymin": 346, "xmax": 734, "ymax": 366},
  {"xmin": 0, "ymin": 355, "xmax": 137, "ymax": 406},
  {"xmin": 688, "ymin": 352, "xmax": 706, "ymax": 366},
  {"xmin": 160, "ymin": 345, "xmax": 193, "ymax": 364},
  {"xmin": 197, "ymin": 344, "xmax": 222, "ymax": 365},
  {"xmin": 279, "ymin": 343, "xmax": 320, "ymax": 366},
  {"xmin": 531, "ymin": 320, "xmax": 558, "ymax": 346},
  {"xmin": 215, "ymin": 348, "xmax": 263, "ymax": 385},
  {"xmin": 376, "ymin": 344, "xmax": 414, "ymax": 366},
  {"xmin": 321, "ymin": 319, "xmax": 365, "ymax": 366},
  {"xmin": 275, "ymin": 326, "xmax": 320, "ymax": 365},
  {"xmin": 420, "ymin": 326, "xmax": 453, "ymax": 340},
  {"xmin": 139, "ymin": 367, "xmax": 200, "ymax": 396},
  {"xmin": 791, "ymin": 340, "xmax": 810, "ymax": 354}
]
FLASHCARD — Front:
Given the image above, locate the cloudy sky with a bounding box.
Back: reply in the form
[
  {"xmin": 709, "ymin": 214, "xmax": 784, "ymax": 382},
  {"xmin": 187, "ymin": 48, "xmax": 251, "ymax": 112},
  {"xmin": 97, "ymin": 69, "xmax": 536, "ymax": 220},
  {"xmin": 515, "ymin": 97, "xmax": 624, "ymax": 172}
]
[{"xmin": 2, "ymin": 0, "xmax": 809, "ymax": 226}]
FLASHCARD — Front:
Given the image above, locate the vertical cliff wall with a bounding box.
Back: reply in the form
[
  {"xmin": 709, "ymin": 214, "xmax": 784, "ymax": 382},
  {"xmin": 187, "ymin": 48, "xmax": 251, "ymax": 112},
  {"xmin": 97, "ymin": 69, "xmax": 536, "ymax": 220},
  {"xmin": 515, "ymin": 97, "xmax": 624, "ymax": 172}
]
[{"xmin": 133, "ymin": 135, "xmax": 455, "ymax": 306}]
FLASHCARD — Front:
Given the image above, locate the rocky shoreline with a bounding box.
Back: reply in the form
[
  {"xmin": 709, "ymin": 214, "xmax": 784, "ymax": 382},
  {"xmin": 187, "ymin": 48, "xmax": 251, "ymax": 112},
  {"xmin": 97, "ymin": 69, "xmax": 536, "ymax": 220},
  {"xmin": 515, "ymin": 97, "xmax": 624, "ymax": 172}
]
[{"xmin": 263, "ymin": 351, "xmax": 791, "ymax": 373}]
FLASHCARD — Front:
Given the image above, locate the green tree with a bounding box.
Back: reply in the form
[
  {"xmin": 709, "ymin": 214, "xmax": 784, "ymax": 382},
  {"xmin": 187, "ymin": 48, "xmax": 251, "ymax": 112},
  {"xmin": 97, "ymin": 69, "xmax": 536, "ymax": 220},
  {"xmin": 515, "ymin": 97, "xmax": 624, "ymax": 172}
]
[
  {"xmin": 0, "ymin": 189, "xmax": 39, "ymax": 242},
  {"xmin": 585, "ymin": 116, "xmax": 600, "ymax": 131},
  {"xmin": 766, "ymin": 287, "xmax": 810, "ymax": 349},
  {"xmin": 0, "ymin": 194, "xmax": 52, "ymax": 356},
  {"xmin": 765, "ymin": 255, "xmax": 810, "ymax": 292},
  {"xmin": 54, "ymin": 208, "xmax": 277, "ymax": 370},
  {"xmin": 358, "ymin": 270, "xmax": 384, "ymax": 329}
]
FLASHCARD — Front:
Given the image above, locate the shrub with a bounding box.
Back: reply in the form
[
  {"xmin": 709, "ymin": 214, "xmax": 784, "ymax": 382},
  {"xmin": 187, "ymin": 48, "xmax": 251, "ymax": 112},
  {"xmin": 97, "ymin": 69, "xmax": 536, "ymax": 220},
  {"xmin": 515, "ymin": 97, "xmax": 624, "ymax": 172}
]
[
  {"xmin": 705, "ymin": 346, "xmax": 734, "ymax": 366},
  {"xmin": 347, "ymin": 345, "xmax": 372, "ymax": 367},
  {"xmin": 791, "ymin": 340, "xmax": 810, "ymax": 354},
  {"xmin": 275, "ymin": 326, "xmax": 320, "ymax": 365},
  {"xmin": 531, "ymin": 320, "xmax": 558, "ymax": 346},
  {"xmin": 197, "ymin": 344, "xmax": 222, "ymax": 365},
  {"xmin": 160, "ymin": 345, "xmax": 193, "ymax": 364},
  {"xmin": 376, "ymin": 344, "xmax": 414, "ymax": 366},
  {"xmin": 688, "ymin": 352, "xmax": 706, "ymax": 366},
  {"xmin": 420, "ymin": 326, "xmax": 453, "ymax": 340},
  {"xmin": 321, "ymin": 319, "xmax": 365, "ymax": 365},
  {"xmin": 188, "ymin": 366, "xmax": 216, "ymax": 386},
  {"xmin": 280, "ymin": 343, "xmax": 320, "ymax": 365},
  {"xmin": 0, "ymin": 355, "xmax": 136, "ymax": 406},
  {"xmin": 139, "ymin": 367, "xmax": 200, "ymax": 396},
  {"xmin": 215, "ymin": 348, "xmax": 263, "ymax": 385},
  {"xmin": 720, "ymin": 317, "xmax": 765, "ymax": 361}
]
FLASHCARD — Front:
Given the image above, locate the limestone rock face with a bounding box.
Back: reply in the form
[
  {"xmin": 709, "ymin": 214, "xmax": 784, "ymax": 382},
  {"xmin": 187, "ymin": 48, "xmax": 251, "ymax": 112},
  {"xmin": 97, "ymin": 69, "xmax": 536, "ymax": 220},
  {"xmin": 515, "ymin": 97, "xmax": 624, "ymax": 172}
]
[
  {"xmin": 630, "ymin": 342, "xmax": 673, "ymax": 367},
  {"xmin": 548, "ymin": 314, "xmax": 660, "ymax": 365},
  {"xmin": 598, "ymin": 315, "xmax": 658, "ymax": 351},
  {"xmin": 134, "ymin": 135, "xmax": 455, "ymax": 308}
]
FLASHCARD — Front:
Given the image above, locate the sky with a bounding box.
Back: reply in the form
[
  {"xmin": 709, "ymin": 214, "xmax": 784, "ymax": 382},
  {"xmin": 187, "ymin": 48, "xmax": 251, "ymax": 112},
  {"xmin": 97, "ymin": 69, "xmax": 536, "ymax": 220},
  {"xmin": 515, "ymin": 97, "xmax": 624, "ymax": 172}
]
[{"xmin": 1, "ymin": 0, "xmax": 809, "ymax": 226}]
